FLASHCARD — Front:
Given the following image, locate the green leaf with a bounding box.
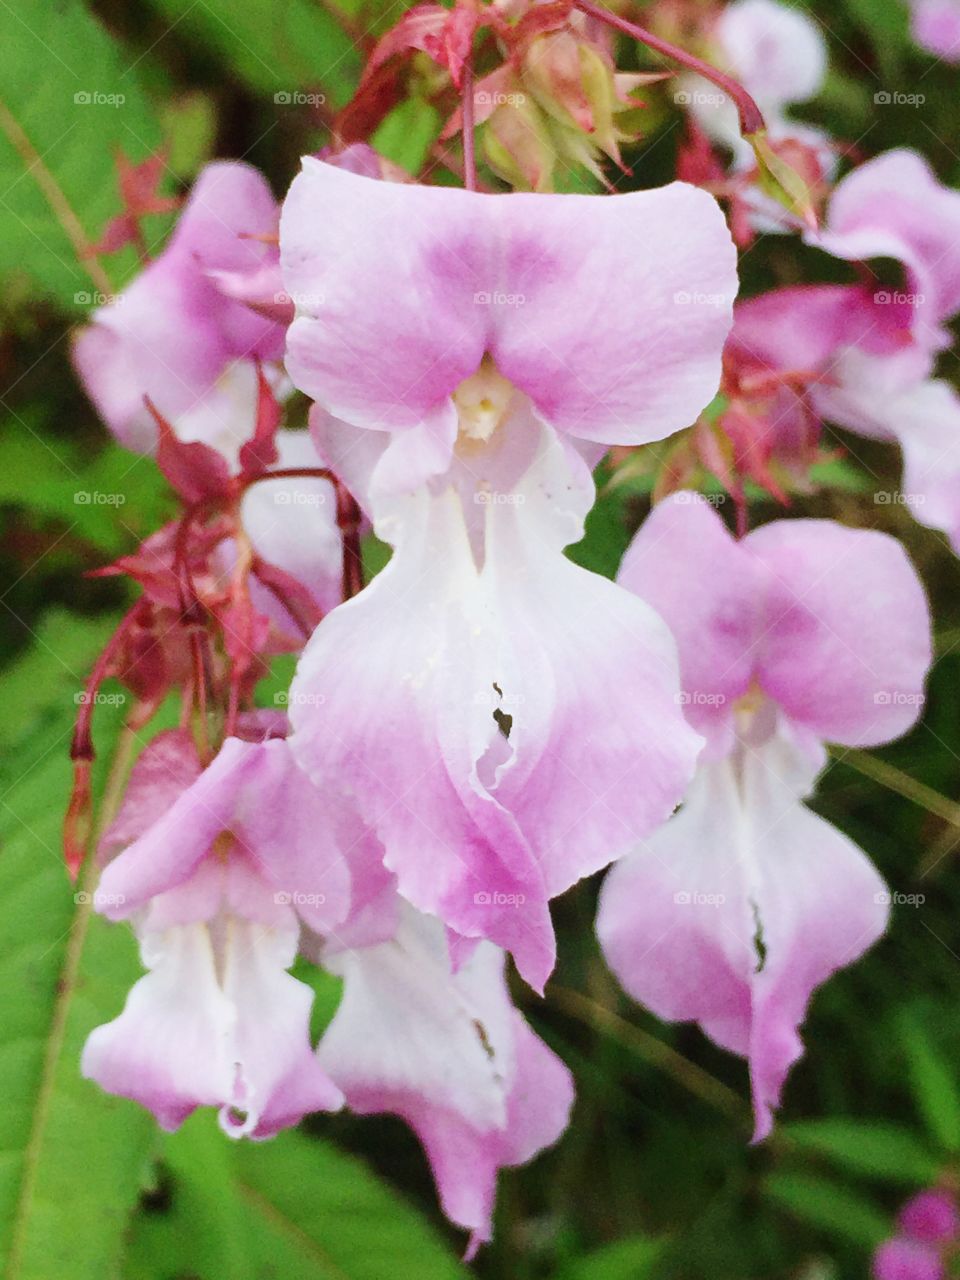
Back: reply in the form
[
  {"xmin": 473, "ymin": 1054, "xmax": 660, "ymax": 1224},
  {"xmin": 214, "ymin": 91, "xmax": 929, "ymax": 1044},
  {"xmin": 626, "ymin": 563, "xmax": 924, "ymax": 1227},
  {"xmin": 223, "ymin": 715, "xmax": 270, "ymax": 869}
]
[
  {"xmin": 159, "ymin": 91, "xmax": 218, "ymax": 180},
  {"xmin": 0, "ymin": 609, "xmax": 116, "ymax": 751},
  {"xmin": 147, "ymin": 0, "xmax": 361, "ymax": 108},
  {"xmin": 840, "ymin": 0, "xmax": 910, "ymax": 82},
  {"xmin": 808, "ymin": 457, "xmax": 875, "ymax": 494},
  {"xmin": 899, "ymin": 1010, "xmax": 960, "ymax": 1153},
  {"xmin": 556, "ymin": 1235, "xmax": 667, "ymax": 1280},
  {"xmin": 124, "ymin": 1119, "xmax": 469, "ymax": 1280},
  {"xmin": 373, "ymin": 98, "xmax": 442, "ymax": 176},
  {"xmin": 123, "ymin": 1113, "xmax": 250, "ymax": 1280},
  {"xmin": 0, "ymin": 0, "xmax": 162, "ymax": 306},
  {"xmin": 237, "ymin": 1132, "xmax": 468, "ymax": 1280},
  {"xmin": 0, "ymin": 639, "xmax": 157, "ymax": 1280},
  {"xmin": 781, "ymin": 1119, "xmax": 940, "ymax": 1184},
  {"xmin": 566, "ymin": 476, "xmax": 633, "ymax": 580},
  {"xmin": 764, "ymin": 1172, "xmax": 888, "ymax": 1247},
  {"xmin": 0, "ymin": 418, "xmax": 175, "ymax": 554}
]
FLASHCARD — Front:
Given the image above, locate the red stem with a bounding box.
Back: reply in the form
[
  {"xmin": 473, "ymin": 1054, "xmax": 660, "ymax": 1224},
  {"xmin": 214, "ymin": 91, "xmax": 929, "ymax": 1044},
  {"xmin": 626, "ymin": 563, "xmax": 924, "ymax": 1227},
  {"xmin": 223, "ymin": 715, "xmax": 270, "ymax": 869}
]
[
  {"xmin": 573, "ymin": 0, "xmax": 766, "ymax": 138},
  {"xmin": 335, "ymin": 482, "xmax": 365, "ymax": 601},
  {"xmin": 70, "ymin": 600, "xmax": 145, "ymax": 767},
  {"xmin": 65, "ymin": 599, "xmax": 145, "ymax": 876},
  {"xmin": 461, "ymin": 62, "xmax": 478, "ymax": 192},
  {"xmin": 173, "ymin": 505, "xmax": 215, "ymax": 760},
  {"xmin": 242, "ymin": 465, "xmax": 338, "ymax": 489}
]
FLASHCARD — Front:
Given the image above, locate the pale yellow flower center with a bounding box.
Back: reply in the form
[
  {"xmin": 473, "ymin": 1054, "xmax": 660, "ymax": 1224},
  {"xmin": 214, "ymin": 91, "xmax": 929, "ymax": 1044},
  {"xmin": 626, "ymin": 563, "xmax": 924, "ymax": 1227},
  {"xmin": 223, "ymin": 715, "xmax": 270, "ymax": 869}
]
[{"xmin": 452, "ymin": 356, "xmax": 515, "ymax": 447}]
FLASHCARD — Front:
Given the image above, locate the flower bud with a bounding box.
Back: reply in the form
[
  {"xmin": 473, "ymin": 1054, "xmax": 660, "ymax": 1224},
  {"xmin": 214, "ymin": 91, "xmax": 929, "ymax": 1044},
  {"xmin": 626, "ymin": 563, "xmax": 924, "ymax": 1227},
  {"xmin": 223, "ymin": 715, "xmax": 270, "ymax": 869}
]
[
  {"xmin": 522, "ymin": 31, "xmax": 629, "ymax": 172},
  {"xmin": 748, "ymin": 130, "xmax": 822, "ymax": 232},
  {"xmin": 482, "ymin": 92, "xmax": 558, "ymax": 192}
]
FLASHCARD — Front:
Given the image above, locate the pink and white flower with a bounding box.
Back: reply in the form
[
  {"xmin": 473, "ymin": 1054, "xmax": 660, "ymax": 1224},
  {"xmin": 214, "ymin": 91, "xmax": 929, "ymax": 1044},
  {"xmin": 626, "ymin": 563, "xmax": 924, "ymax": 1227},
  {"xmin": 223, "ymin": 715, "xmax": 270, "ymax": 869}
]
[
  {"xmin": 730, "ymin": 150, "xmax": 960, "ymax": 552},
  {"xmin": 82, "ymin": 727, "xmax": 350, "ymax": 1136},
  {"xmin": 317, "ymin": 903, "xmax": 574, "ymax": 1256},
  {"xmin": 597, "ymin": 494, "xmax": 932, "ymax": 1138},
  {"xmin": 73, "ymin": 161, "xmax": 287, "ymax": 457},
  {"xmin": 278, "ymin": 160, "xmax": 738, "ymax": 988}
]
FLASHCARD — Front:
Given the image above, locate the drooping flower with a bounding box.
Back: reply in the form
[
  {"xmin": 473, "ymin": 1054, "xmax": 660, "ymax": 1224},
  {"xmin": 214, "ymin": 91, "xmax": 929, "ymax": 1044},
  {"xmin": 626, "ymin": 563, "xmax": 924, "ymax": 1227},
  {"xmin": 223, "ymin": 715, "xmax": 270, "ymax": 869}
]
[
  {"xmin": 316, "ymin": 902, "xmax": 574, "ymax": 1257},
  {"xmin": 277, "ymin": 159, "xmax": 737, "ymax": 987},
  {"xmin": 82, "ymin": 725, "xmax": 350, "ymax": 1136},
  {"xmin": 597, "ymin": 493, "xmax": 932, "ymax": 1138},
  {"xmin": 73, "ymin": 161, "xmax": 288, "ymax": 456}
]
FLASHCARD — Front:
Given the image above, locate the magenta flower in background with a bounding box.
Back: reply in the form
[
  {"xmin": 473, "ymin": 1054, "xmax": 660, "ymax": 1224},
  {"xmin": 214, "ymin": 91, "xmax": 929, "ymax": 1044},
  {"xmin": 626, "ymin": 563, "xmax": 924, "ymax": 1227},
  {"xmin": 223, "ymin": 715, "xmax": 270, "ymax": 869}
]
[
  {"xmin": 874, "ymin": 1239, "xmax": 944, "ymax": 1280},
  {"xmin": 899, "ymin": 1190, "xmax": 960, "ymax": 1243},
  {"xmin": 597, "ymin": 493, "xmax": 932, "ymax": 1137},
  {"xmin": 873, "ymin": 1188, "xmax": 960, "ymax": 1279}
]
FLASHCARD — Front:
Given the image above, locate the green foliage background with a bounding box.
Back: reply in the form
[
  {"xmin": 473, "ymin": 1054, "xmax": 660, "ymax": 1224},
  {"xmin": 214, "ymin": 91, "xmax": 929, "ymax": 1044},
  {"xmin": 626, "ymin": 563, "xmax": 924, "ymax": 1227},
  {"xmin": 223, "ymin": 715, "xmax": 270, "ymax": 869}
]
[{"xmin": 1, "ymin": 1, "xmax": 959, "ymax": 1278}]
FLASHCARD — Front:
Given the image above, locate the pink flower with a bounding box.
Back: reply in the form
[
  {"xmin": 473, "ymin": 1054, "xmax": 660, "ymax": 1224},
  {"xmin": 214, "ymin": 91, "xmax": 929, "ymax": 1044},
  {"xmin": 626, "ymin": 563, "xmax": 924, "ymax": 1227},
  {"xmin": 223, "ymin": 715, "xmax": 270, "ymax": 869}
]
[
  {"xmin": 289, "ymin": 405, "xmax": 703, "ymax": 990},
  {"xmin": 732, "ymin": 161, "xmax": 960, "ymax": 552},
  {"xmin": 597, "ymin": 494, "xmax": 932, "ymax": 1138},
  {"xmin": 316, "ymin": 904, "xmax": 574, "ymax": 1257},
  {"xmin": 73, "ymin": 161, "xmax": 286, "ymax": 455},
  {"xmin": 280, "ymin": 158, "xmax": 737, "ymax": 484},
  {"xmin": 810, "ymin": 149, "xmax": 960, "ymax": 346},
  {"xmin": 227, "ymin": 429, "xmax": 345, "ymax": 619},
  {"xmin": 899, "ymin": 1189, "xmax": 960, "ymax": 1245},
  {"xmin": 277, "ymin": 161, "xmax": 736, "ymax": 989},
  {"xmin": 714, "ymin": 0, "xmax": 827, "ymax": 112},
  {"xmin": 908, "ymin": 0, "xmax": 960, "ymax": 62},
  {"xmin": 82, "ymin": 728, "xmax": 350, "ymax": 1135},
  {"xmin": 873, "ymin": 1238, "xmax": 945, "ymax": 1280}
]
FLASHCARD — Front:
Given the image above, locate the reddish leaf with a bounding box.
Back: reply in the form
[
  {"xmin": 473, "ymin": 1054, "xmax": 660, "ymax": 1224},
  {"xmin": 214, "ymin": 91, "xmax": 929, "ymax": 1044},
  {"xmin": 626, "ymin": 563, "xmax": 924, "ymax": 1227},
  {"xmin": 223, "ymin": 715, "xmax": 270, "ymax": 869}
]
[
  {"xmin": 147, "ymin": 398, "xmax": 233, "ymax": 504},
  {"xmin": 238, "ymin": 365, "xmax": 281, "ymax": 478}
]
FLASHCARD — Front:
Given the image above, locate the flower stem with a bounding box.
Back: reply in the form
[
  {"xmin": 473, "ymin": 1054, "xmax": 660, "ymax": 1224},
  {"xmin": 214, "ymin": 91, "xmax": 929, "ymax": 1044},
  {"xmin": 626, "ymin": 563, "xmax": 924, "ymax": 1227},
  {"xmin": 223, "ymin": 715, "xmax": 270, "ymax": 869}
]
[
  {"xmin": 573, "ymin": 0, "xmax": 766, "ymax": 138},
  {"xmin": 461, "ymin": 61, "xmax": 478, "ymax": 192}
]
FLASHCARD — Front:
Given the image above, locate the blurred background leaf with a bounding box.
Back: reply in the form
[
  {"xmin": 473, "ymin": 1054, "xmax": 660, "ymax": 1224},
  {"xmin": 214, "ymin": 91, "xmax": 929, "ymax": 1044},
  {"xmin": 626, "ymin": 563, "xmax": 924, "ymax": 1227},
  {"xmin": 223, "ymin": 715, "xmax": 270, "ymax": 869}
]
[{"xmin": 0, "ymin": 0, "xmax": 163, "ymax": 308}]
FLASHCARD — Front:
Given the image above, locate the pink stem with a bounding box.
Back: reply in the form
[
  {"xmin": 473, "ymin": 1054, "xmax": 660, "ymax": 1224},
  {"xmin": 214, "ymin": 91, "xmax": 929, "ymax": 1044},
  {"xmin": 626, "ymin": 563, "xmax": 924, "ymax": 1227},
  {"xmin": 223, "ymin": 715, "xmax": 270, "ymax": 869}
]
[{"xmin": 573, "ymin": 0, "xmax": 766, "ymax": 138}]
